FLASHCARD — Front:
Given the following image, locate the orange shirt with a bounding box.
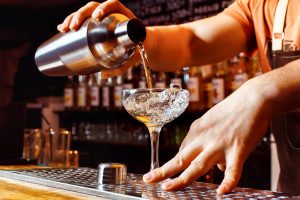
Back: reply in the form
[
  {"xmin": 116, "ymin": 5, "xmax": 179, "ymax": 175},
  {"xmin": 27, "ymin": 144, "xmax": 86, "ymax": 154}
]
[{"xmin": 223, "ymin": 0, "xmax": 300, "ymax": 72}]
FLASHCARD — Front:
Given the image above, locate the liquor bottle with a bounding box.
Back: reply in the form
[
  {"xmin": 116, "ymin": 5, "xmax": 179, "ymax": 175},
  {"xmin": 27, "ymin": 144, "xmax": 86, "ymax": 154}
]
[
  {"xmin": 113, "ymin": 75, "xmax": 123, "ymax": 111},
  {"xmin": 96, "ymin": 72, "xmax": 104, "ymax": 109},
  {"xmin": 85, "ymin": 75, "xmax": 91, "ymax": 111},
  {"xmin": 89, "ymin": 73, "xmax": 100, "ymax": 111},
  {"xmin": 234, "ymin": 52, "xmax": 249, "ymax": 90},
  {"xmin": 102, "ymin": 78, "xmax": 112, "ymax": 111},
  {"xmin": 64, "ymin": 76, "xmax": 75, "ymax": 111},
  {"xmin": 77, "ymin": 75, "xmax": 88, "ymax": 111},
  {"xmin": 170, "ymin": 69, "xmax": 183, "ymax": 88},
  {"xmin": 123, "ymin": 67, "xmax": 134, "ymax": 90},
  {"xmin": 212, "ymin": 61, "xmax": 228, "ymax": 105},
  {"xmin": 226, "ymin": 56, "xmax": 239, "ymax": 96},
  {"xmin": 186, "ymin": 66, "xmax": 203, "ymax": 111},
  {"xmin": 249, "ymin": 53, "xmax": 262, "ymax": 78},
  {"xmin": 200, "ymin": 65, "xmax": 213, "ymax": 109},
  {"xmin": 154, "ymin": 72, "xmax": 167, "ymax": 88}
]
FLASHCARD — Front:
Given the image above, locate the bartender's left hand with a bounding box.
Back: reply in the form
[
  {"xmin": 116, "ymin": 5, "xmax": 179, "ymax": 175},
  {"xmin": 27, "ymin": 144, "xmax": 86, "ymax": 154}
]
[{"xmin": 143, "ymin": 77, "xmax": 273, "ymax": 195}]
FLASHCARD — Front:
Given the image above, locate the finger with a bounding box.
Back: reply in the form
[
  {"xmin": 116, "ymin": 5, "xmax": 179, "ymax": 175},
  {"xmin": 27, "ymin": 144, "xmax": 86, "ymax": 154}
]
[
  {"xmin": 161, "ymin": 148, "xmax": 219, "ymax": 191},
  {"xmin": 69, "ymin": 1, "xmax": 100, "ymax": 30},
  {"xmin": 216, "ymin": 155, "xmax": 243, "ymax": 195},
  {"xmin": 57, "ymin": 13, "xmax": 75, "ymax": 32},
  {"xmin": 179, "ymin": 119, "xmax": 202, "ymax": 151},
  {"xmin": 91, "ymin": 0, "xmax": 135, "ymax": 20},
  {"xmin": 143, "ymin": 141, "xmax": 202, "ymax": 183}
]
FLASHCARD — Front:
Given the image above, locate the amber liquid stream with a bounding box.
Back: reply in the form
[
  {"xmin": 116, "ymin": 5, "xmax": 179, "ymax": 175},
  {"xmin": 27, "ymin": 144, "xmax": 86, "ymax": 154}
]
[{"xmin": 137, "ymin": 43, "xmax": 153, "ymax": 89}]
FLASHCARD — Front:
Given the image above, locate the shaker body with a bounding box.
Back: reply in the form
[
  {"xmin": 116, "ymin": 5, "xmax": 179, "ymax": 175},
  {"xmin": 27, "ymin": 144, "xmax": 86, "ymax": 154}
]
[{"xmin": 35, "ymin": 14, "xmax": 146, "ymax": 76}]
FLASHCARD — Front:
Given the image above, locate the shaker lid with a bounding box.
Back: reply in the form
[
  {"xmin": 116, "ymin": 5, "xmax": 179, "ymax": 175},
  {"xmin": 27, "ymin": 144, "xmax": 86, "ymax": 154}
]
[{"xmin": 126, "ymin": 18, "xmax": 146, "ymax": 44}]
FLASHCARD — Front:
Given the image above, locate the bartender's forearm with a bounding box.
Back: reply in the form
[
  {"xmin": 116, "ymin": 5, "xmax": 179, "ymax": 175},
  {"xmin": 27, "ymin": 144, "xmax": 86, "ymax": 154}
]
[
  {"xmin": 247, "ymin": 59, "xmax": 300, "ymax": 117},
  {"xmin": 144, "ymin": 13, "xmax": 247, "ymax": 71}
]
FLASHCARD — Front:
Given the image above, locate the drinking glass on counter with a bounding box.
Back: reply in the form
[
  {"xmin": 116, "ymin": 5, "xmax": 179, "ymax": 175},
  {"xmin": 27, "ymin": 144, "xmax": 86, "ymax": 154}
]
[
  {"xmin": 23, "ymin": 129, "xmax": 41, "ymax": 161},
  {"xmin": 122, "ymin": 84, "xmax": 189, "ymax": 170},
  {"xmin": 38, "ymin": 128, "xmax": 50, "ymax": 166},
  {"xmin": 48, "ymin": 128, "xmax": 71, "ymax": 168},
  {"xmin": 69, "ymin": 150, "xmax": 79, "ymax": 168}
]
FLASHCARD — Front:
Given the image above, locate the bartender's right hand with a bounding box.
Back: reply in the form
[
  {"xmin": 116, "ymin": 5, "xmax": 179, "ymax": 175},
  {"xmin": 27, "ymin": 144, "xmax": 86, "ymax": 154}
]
[
  {"xmin": 57, "ymin": 0, "xmax": 135, "ymax": 32},
  {"xmin": 57, "ymin": 0, "xmax": 140, "ymax": 79}
]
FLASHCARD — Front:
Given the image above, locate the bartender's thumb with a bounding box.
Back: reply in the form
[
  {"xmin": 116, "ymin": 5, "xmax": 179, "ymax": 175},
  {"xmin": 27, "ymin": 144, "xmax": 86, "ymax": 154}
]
[{"xmin": 216, "ymin": 159, "xmax": 242, "ymax": 195}]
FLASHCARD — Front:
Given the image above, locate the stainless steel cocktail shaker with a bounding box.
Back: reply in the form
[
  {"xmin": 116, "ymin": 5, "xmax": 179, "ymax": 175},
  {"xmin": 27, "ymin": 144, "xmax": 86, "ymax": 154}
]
[{"xmin": 35, "ymin": 14, "xmax": 146, "ymax": 76}]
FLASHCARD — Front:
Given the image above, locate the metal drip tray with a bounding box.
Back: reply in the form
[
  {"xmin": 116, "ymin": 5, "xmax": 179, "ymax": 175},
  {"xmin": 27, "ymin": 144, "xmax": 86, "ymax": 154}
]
[{"xmin": 0, "ymin": 167, "xmax": 291, "ymax": 199}]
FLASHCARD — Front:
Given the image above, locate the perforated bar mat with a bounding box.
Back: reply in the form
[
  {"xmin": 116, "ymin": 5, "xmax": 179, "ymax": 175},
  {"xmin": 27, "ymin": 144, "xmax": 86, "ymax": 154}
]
[{"xmin": 0, "ymin": 168, "xmax": 292, "ymax": 199}]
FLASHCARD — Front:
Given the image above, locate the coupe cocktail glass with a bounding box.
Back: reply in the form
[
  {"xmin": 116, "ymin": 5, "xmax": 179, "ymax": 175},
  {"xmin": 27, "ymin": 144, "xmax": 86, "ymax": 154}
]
[{"xmin": 122, "ymin": 84, "xmax": 189, "ymax": 170}]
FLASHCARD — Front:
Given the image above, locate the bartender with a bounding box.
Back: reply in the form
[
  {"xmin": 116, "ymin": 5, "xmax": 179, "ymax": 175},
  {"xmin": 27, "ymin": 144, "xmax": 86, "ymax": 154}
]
[{"xmin": 57, "ymin": 0, "xmax": 300, "ymax": 196}]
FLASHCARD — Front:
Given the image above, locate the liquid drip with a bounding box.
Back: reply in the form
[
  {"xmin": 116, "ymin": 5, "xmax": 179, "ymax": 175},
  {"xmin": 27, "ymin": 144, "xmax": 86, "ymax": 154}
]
[{"xmin": 137, "ymin": 43, "xmax": 153, "ymax": 89}]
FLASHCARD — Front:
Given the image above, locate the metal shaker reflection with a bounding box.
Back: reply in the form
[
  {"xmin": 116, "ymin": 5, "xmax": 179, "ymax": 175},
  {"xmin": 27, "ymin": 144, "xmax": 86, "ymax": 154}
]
[{"xmin": 35, "ymin": 14, "xmax": 146, "ymax": 76}]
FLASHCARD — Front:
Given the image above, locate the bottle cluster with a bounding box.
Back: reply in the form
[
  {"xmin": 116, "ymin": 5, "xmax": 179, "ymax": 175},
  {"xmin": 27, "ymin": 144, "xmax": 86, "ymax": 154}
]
[
  {"xmin": 63, "ymin": 67, "xmax": 138, "ymax": 112},
  {"xmin": 63, "ymin": 52, "xmax": 262, "ymax": 112},
  {"xmin": 63, "ymin": 64, "xmax": 189, "ymax": 111},
  {"xmin": 185, "ymin": 52, "xmax": 262, "ymax": 111}
]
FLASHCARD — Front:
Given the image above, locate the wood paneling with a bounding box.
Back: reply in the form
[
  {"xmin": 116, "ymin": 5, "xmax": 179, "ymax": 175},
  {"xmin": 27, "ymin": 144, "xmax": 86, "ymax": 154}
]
[
  {"xmin": 0, "ymin": 165, "xmax": 108, "ymax": 200},
  {"xmin": 0, "ymin": 176, "xmax": 107, "ymax": 200}
]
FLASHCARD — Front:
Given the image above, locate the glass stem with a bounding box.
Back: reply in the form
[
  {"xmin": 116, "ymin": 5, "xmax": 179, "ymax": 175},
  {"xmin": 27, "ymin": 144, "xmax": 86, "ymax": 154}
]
[{"xmin": 147, "ymin": 125, "xmax": 162, "ymax": 171}]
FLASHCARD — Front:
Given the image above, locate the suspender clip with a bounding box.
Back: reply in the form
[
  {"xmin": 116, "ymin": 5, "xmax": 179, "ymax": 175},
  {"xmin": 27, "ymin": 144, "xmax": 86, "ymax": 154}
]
[{"xmin": 273, "ymin": 32, "xmax": 285, "ymax": 40}]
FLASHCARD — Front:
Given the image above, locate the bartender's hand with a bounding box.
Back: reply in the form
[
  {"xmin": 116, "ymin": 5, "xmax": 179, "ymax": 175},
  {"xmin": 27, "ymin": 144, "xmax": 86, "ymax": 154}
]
[
  {"xmin": 57, "ymin": 0, "xmax": 135, "ymax": 32},
  {"xmin": 143, "ymin": 77, "xmax": 273, "ymax": 195},
  {"xmin": 57, "ymin": 0, "xmax": 139, "ymax": 79}
]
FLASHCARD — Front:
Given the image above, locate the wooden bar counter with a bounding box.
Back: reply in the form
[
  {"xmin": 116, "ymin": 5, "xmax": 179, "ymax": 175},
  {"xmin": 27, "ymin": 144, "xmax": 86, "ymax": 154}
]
[{"xmin": 0, "ymin": 165, "xmax": 108, "ymax": 200}]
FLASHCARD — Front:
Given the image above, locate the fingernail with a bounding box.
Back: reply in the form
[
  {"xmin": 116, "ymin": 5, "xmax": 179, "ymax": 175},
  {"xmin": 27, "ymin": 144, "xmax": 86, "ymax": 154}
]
[
  {"xmin": 58, "ymin": 25, "xmax": 67, "ymax": 33},
  {"xmin": 143, "ymin": 172, "xmax": 152, "ymax": 182},
  {"xmin": 161, "ymin": 181, "xmax": 173, "ymax": 190}
]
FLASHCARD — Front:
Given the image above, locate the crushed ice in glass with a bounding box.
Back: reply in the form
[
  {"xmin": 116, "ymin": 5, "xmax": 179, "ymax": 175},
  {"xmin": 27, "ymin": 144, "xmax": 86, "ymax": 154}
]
[{"xmin": 122, "ymin": 84, "xmax": 189, "ymax": 125}]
